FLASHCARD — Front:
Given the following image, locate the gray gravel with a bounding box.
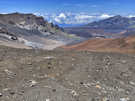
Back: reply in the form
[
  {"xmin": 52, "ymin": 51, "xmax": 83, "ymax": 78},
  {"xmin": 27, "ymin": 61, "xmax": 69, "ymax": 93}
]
[{"xmin": 0, "ymin": 46, "xmax": 134, "ymax": 101}]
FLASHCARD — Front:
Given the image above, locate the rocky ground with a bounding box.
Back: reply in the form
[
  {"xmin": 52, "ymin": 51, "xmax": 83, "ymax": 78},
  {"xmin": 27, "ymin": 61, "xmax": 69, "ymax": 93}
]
[{"xmin": 0, "ymin": 46, "xmax": 135, "ymax": 101}]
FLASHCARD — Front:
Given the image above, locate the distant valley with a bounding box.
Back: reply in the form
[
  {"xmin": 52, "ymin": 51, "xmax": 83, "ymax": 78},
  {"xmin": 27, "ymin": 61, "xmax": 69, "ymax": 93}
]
[{"xmin": 64, "ymin": 15, "xmax": 135, "ymax": 38}]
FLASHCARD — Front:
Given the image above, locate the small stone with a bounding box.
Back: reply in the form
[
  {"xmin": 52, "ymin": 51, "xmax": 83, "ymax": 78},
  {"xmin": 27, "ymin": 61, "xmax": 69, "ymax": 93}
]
[
  {"xmin": 9, "ymin": 90, "xmax": 15, "ymax": 95},
  {"xmin": 83, "ymin": 83, "xmax": 91, "ymax": 88},
  {"xmin": 3, "ymin": 88, "xmax": 10, "ymax": 91},
  {"xmin": 27, "ymin": 62, "xmax": 32, "ymax": 65},
  {"xmin": 121, "ymin": 60, "xmax": 127, "ymax": 64},
  {"xmin": 4, "ymin": 69, "xmax": 16, "ymax": 79},
  {"xmin": 0, "ymin": 93, "xmax": 3, "ymax": 97},
  {"xmin": 21, "ymin": 90, "xmax": 24, "ymax": 93},
  {"xmin": 52, "ymin": 89, "xmax": 56, "ymax": 92},
  {"xmin": 18, "ymin": 90, "xmax": 25, "ymax": 95},
  {"xmin": 129, "ymin": 81, "xmax": 135, "ymax": 86},
  {"xmin": 102, "ymin": 97, "xmax": 109, "ymax": 101},
  {"xmin": 17, "ymin": 90, "xmax": 24, "ymax": 95},
  {"xmin": 44, "ymin": 56, "xmax": 55, "ymax": 60},
  {"xmin": 95, "ymin": 85, "xmax": 102, "ymax": 89},
  {"xmin": 72, "ymin": 58, "xmax": 75, "ymax": 61},
  {"xmin": 120, "ymin": 97, "xmax": 130, "ymax": 101},
  {"xmin": 29, "ymin": 80, "xmax": 37, "ymax": 87},
  {"xmin": 71, "ymin": 90, "xmax": 78, "ymax": 96},
  {"xmin": 46, "ymin": 98, "xmax": 50, "ymax": 101},
  {"xmin": 80, "ymin": 82, "xmax": 83, "ymax": 85},
  {"xmin": 48, "ymin": 66, "xmax": 51, "ymax": 69},
  {"xmin": 88, "ymin": 75, "xmax": 91, "ymax": 78}
]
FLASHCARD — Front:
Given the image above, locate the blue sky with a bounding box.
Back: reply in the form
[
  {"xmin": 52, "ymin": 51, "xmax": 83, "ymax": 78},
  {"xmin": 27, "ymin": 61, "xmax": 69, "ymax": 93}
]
[{"xmin": 0, "ymin": 0, "xmax": 135, "ymax": 25}]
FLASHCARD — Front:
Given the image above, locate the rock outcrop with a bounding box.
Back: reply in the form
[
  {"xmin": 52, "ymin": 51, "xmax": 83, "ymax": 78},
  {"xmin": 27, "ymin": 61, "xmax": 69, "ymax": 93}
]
[{"xmin": 0, "ymin": 13, "xmax": 82, "ymax": 50}]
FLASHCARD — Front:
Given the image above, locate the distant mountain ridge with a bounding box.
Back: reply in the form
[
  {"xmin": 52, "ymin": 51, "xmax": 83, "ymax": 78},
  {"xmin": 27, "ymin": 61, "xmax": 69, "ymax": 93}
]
[
  {"xmin": 0, "ymin": 13, "xmax": 83, "ymax": 49},
  {"xmin": 86, "ymin": 15, "xmax": 135, "ymax": 29},
  {"xmin": 64, "ymin": 15, "xmax": 135, "ymax": 38}
]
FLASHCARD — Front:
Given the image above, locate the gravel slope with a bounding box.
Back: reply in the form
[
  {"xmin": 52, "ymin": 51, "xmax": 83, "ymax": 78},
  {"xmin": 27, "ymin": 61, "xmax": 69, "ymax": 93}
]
[{"xmin": 0, "ymin": 46, "xmax": 134, "ymax": 101}]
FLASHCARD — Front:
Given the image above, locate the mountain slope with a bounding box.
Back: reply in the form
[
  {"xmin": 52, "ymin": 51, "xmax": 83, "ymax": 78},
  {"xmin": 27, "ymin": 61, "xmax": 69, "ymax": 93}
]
[
  {"xmin": 0, "ymin": 13, "xmax": 82, "ymax": 50},
  {"xmin": 64, "ymin": 15, "xmax": 135, "ymax": 38},
  {"xmin": 63, "ymin": 35, "xmax": 135, "ymax": 53}
]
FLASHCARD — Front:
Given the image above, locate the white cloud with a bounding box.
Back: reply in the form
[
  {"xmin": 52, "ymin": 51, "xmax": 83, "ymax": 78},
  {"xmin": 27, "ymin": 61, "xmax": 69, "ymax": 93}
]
[
  {"xmin": 0, "ymin": 12, "xmax": 8, "ymax": 14},
  {"xmin": 34, "ymin": 12, "xmax": 114, "ymax": 25},
  {"xmin": 75, "ymin": 15, "xmax": 95, "ymax": 20},
  {"xmin": 51, "ymin": 13, "xmax": 113, "ymax": 24},
  {"xmin": 99, "ymin": 14, "xmax": 113, "ymax": 19},
  {"xmin": 70, "ymin": 14, "xmax": 96, "ymax": 24},
  {"xmin": 128, "ymin": 15, "xmax": 135, "ymax": 18},
  {"xmin": 54, "ymin": 17, "xmax": 61, "ymax": 23},
  {"xmin": 53, "ymin": 13, "xmax": 67, "ymax": 24},
  {"xmin": 34, "ymin": 12, "xmax": 45, "ymax": 17},
  {"xmin": 34, "ymin": 12, "xmax": 41, "ymax": 16},
  {"xmin": 28, "ymin": 12, "xmax": 135, "ymax": 25},
  {"xmin": 58, "ymin": 13, "xmax": 66, "ymax": 19}
]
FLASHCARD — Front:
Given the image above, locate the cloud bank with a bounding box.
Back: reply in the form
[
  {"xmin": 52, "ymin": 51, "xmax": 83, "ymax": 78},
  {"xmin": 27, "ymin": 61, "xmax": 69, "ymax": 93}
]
[{"xmin": 35, "ymin": 12, "xmax": 114, "ymax": 25}]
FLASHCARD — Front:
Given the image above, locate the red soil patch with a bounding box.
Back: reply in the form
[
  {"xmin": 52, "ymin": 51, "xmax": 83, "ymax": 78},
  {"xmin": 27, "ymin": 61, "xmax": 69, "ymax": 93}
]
[{"xmin": 62, "ymin": 36, "xmax": 135, "ymax": 54}]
